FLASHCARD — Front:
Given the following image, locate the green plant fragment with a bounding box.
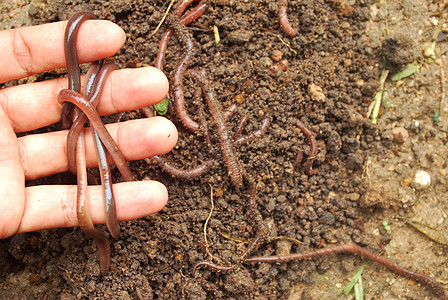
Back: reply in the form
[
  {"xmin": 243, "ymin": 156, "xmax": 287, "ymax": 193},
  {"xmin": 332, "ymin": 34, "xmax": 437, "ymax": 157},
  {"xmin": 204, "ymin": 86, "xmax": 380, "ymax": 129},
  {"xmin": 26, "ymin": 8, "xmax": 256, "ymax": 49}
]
[
  {"xmin": 342, "ymin": 266, "xmax": 364, "ymax": 295},
  {"xmin": 354, "ymin": 274, "xmax": 364, "ymax": 300},
  {"xmin": 153, "ymin": 98, "xmax": 169, "ymax": 115},
  {"xmin": 391, "ymin": 63, "xmax": 420, "ymax": 81}
]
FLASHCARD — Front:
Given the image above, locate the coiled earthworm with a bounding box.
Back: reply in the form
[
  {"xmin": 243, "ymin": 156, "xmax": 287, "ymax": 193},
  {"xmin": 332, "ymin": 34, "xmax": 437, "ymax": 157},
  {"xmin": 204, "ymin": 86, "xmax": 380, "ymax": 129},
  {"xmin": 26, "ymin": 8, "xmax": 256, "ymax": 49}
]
[
  {"xmin": 295, "ymin": 120, "xmax": 318, "ymax": 175},
  {"xmin": 66, "ymin": 62, "xmax": 119, "ymax": 175},
  {"xmin": 61, "ymin": 11, "xmax": 96, "ymax": 129},
  {"xmin": 277, "ymin": 0, "xmax": 298, "ymax": 37},
  {"xmin": 246, "ymin": 244, "xmax": 447, "ymax": 299},
  {"xmin": 58, "ymin": 89, "xmax": 135, "ymax": 182},
  {"xmin": 62, "ymin": 12, "xmax": 120, "ymax": 274}
]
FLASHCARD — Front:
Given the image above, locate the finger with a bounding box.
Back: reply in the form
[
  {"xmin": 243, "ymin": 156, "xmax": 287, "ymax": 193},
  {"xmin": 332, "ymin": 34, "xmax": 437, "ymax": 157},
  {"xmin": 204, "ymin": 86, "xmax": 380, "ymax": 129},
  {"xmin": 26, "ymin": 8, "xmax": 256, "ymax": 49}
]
[
  {"xmin": 0, "ymin": 106, "xmax": 24, "ymax": 239},
  {"xmin": 1, "ymin": 66, "xmax": 169, "ymax": 132},
  {"xmin": 17, "ymin": 181, "xmax": 167, "ymax": 235},
  {"xmin": 19, "ymin": 116, "xmax": 178, "ymax": 180},
  {"xmin": 0, "ymin": 20, "xmax": 125, "ymax": 83}
]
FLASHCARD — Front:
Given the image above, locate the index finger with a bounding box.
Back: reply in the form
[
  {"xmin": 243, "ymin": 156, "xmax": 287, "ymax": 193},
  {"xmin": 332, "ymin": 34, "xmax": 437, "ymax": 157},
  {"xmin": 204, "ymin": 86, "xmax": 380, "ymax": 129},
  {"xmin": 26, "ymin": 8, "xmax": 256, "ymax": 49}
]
[{"xmin": 0, "ymin": 19, "xmax": 125, "ymax": 83}]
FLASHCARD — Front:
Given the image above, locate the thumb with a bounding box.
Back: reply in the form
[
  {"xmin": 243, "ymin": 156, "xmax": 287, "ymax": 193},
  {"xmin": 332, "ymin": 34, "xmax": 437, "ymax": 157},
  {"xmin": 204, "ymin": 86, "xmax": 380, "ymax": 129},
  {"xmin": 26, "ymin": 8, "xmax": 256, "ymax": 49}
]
[{"xmin": 0, "ymin": 105, "xmax": 25, "ymax": 239}]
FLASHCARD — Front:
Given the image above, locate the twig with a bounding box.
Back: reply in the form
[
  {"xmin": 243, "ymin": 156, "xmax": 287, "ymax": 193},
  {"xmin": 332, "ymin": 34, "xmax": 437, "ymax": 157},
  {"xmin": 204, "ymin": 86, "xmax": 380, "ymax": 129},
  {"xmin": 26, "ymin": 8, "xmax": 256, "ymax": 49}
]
[
  {"xmin": 149, "ymin": 0, "xmax": 176, "ymax": 40},
  {"xmin": 271, "ymin": 236, "xmax": 303, "ymax": 245},
  {"xmin": 204, "ymin": 185, "xmax": 218, "ymax": 260},
  {"xmin": 273, "ymin": 33, "xmax": 297, "ymax": 55}
]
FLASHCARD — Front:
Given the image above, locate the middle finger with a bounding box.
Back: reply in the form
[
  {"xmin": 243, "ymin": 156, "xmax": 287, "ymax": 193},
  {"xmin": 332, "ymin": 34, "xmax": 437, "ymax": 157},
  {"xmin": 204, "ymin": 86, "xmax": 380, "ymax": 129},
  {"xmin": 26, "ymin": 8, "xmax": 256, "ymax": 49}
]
[{"xmin": 19, "ymin": 116, "xmax": 178, "ymax": 180}]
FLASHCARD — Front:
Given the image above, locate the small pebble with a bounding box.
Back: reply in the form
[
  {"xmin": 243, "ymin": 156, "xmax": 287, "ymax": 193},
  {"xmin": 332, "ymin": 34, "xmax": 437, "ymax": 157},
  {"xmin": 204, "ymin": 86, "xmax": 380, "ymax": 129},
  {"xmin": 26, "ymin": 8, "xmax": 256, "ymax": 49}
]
[
  {"xmin": 308, "ymin": 83, "xmax": 326, "ymax": 102},
  {"xmin": 392, "ymin": 127, "xmax": 409, "ymax": 144},
  {"xmin": 271, "ymin": 49, "xmax": 283, "ymax": 62},
  {"xmin": 271, "ymin": 58, "xmax": 289, "ymax": 72},
  {"xmin": 414, "ymin": 170, "xmax": 431, "ymax": 189}
]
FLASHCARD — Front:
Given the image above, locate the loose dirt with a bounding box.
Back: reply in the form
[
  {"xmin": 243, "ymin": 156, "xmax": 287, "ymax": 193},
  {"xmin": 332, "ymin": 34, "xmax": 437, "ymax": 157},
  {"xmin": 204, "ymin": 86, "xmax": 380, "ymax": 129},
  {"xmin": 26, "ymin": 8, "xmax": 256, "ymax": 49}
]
[{"xmin": 0, "ymin": 0, "xmax": 447, "ymax": 299}]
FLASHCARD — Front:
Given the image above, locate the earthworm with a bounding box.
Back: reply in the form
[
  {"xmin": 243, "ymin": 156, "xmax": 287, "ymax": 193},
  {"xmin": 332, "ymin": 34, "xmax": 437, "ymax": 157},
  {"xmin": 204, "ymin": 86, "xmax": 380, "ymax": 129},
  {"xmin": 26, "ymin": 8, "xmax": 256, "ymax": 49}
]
[
  {"xmin": 58, "ymin": 89, "xmax": 135, "ymax": 182},
  {"xmin": 193, "ymin": 261, "xmax": 234, "ymax": 276},
  {"xmin": 83, "ymin": 63, "xmax": 121, "ymax": 239},
  {"xmin": 62, "ymin": 12, "xmax": 119, "ymax": 274},
  {"xmin": 151, "ymin": 155, "xmax": 213, "ymax": 179},
  {"xmin": 232, "ymin": 115, "xmax": 247, "ymax": 140},
  {"xmin": 193, "ymin": 186, "xmax": 268, "ymax": 275},
  {"xmin": 295, "ymin": 120, "xmax": 318, "ymax": 175},
  {"xmin": 91, "ymin": 128, "xmax": 120, "ymax": 238},
  {"xmin": 233, "ymin": 115, "xmax": 271, "ymax": 147},
  {"xmin": 195, "ymin": 89, "xmax": 218, "ymax": 155},
  {"xmin": 223, "ymin": 102, "xmax": 239, "ymax": 121},
  {"xmin": 66, "ymin": 62, "xmax": 119, "ymax": 174},
  {"xmin": 61, "ymin": 11, "xmax": 97, "ymax": 129},
  {"xmin": 189, "ymin": 68, "xmax": 243, "ymax": 188},
  {"xmin": 292, "ymin": 150, "xmax": 303, "ymax": 168},
  {"xmin": 75, "ymin": 129, "xmax": 110, "ymax": 276},
  {"xmin": 154, "ymin": 0, "xmax": 207, "ymax": 71},
  {"xmin": 171, "ymin": 16, "xmax": 201, "ymax": 132},
  {"xmin": 246, "ymin": 244, "xmax": 447, "ymax": 299},
  {"xmin": 277, "ymin": 0, "xmax": 298, "ymax": 37}
]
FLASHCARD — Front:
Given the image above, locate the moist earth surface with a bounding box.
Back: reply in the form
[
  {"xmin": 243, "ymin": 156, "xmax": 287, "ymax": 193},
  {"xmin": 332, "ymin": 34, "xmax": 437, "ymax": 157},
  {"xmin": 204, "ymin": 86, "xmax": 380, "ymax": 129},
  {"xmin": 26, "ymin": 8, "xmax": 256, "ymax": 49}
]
[{"xmin": 0, "ymin": 0, "xmax": 447, "ymax": 299}]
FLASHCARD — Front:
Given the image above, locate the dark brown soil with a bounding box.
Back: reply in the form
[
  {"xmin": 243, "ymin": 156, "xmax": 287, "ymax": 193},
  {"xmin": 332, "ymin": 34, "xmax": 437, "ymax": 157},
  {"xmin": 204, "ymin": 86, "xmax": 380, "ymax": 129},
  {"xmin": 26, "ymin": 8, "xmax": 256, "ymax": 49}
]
[{"xmin": 1, "ymin": 0, "xmax": 447, "ymax": 299}]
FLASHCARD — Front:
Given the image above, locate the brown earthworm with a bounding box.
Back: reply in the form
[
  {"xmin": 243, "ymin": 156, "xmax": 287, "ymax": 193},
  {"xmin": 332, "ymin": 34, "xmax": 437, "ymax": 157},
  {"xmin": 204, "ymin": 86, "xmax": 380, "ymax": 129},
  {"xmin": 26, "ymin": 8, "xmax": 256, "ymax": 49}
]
[
  {"xmin": 171, "ymin": 16, "xmax": 200, "ymax": 132},
  {"xmin": 58, "ymin": 89, "xmax": 135, "ymax": 182},
  {"xmin": 66, "ymin": 63, "xmax": 119, "ymax": 175},
  {"xmin": 277, "ymin": 0, "xmax": 298, "ymax": 37},
  {"xmin": 151, "ymin": 155, "xmax": 213, "ymax": 179},
  {"xmin": 233, "ymin": 115, "xmax": 271, "ymax": 147},
  {"xmin": 155, "ymin": 0, "xmax": 207, "ymax": 71},
  {"xmin": 246, "ymin": 244, "xmax": 447, "ymax": 299},
  {"xmin": 82, "ymin": 62, "xmax": 121, "ymax": 239},
  {"xmin": 62, "ymin": 12, "xmax": 116, "ymax": 274},
  {"xmin": 189, "ymin": 68, "xmax": 243, "ymax": 188},
  {"xmin": 193, "ymin": 261, "xmax": 234, "ymax": 275},
  {"xmin": 232, "ymin": 115, "xmax": 248, "ymax": 140},
  {"xmin": 223, "ymin": 102, "xmax": 239, "ymax": 121},
  {"xmin": 295, "ymin": 120, "xmax": 318, "ymax": 175},
  {"xmin": 61, "ymin": 11, "xmax": 96, "ymax": 129},
  {"xmin": 75, "ymin": 129, "xmax": 110, "ymax": 276},
  {"xmin": 91, "ymin": 127, "xmax": 120, "ymax": 239}
]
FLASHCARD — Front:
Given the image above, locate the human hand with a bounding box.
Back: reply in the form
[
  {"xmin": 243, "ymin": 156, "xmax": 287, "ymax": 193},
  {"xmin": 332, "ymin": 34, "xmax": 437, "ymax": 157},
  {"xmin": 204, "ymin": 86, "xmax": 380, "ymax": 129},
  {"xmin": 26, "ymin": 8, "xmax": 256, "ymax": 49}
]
[{"xmin": 0, "ymin": 18, "xmax": 177, "ymax": 239}]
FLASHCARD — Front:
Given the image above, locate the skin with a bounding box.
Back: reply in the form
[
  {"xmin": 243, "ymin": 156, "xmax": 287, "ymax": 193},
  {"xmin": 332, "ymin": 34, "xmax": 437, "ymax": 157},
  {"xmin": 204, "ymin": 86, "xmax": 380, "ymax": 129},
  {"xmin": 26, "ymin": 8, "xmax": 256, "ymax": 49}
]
[{"xmin": 0, "ymin": 19, "xmax": 178, "ymax": 239}]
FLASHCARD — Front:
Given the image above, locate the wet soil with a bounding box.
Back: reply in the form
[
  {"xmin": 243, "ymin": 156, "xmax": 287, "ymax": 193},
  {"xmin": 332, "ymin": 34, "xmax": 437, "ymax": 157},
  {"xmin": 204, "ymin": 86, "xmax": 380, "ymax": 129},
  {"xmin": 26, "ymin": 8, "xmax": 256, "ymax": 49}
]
[{"xmin": 1, "ymin": 0, "xmax": 447, "ymax": 299}]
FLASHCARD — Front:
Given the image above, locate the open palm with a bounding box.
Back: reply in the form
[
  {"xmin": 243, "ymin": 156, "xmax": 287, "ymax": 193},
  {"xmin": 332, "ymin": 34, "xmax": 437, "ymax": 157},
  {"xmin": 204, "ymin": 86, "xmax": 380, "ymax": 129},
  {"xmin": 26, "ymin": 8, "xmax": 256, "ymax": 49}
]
[{"xmin": 0, "ymin": 18, "xmax": 177, "ymax": 239}]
